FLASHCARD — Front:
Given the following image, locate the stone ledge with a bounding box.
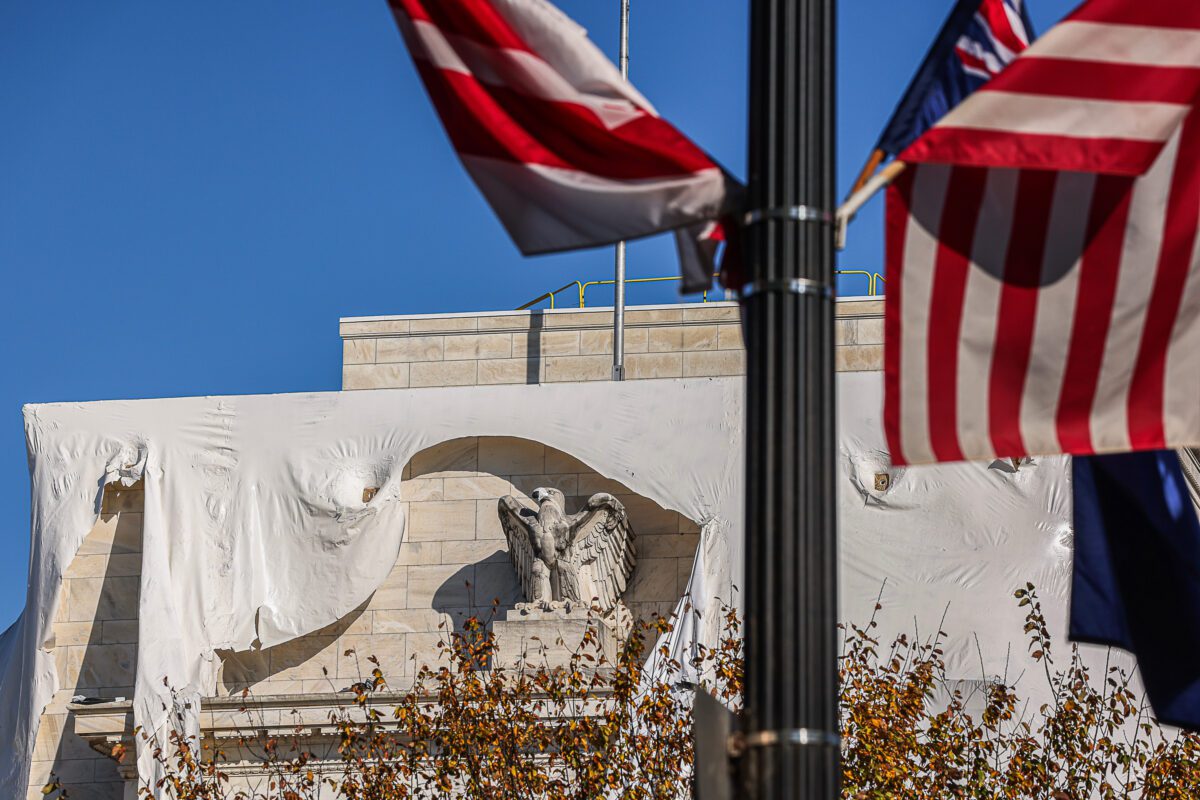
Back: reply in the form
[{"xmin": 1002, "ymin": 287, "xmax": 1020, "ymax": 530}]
[
  {"xmin": 340, "ymin": 299, "xmax": 882, "ymax": 340},
  {"xmin": 70, "ymin": 683, "xmax": 619, "ymax": 744},
  {"xmin": 341, "ymin": 303, "xmax": 737, "ymax": 339}
]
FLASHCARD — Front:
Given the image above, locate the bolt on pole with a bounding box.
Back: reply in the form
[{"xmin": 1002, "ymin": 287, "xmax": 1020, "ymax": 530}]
[{"xmin": 738, "ymin": 0, "xmax": 839, "ymax": 797}]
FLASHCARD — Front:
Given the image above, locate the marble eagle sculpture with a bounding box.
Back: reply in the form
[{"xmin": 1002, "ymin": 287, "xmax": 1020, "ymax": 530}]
[{"xmin": 497, "ymin": 488, "xmax": 636, "ymax": 614}]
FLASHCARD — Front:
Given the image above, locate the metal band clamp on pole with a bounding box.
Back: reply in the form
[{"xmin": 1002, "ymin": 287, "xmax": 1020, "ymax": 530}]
[
  {"xmin": 737, "ymin": 728, "xmax": 842, "ymax": 752},
  {"xmin": 743, "ymin": 204, "xmax": 834, "ymax": 226},
  {"xmin": 739, "ymin": 278, "xmax": 832, "ymax": 300}
]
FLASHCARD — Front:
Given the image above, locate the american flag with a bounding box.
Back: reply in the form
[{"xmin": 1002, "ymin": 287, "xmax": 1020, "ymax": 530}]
[
  {"xmin": 885, "ymin": 0, "xmax": 1200, "ymax": 466},
  {"xmin": 387, "ymin": 0, "xmax": 738, "ymax": 289}
]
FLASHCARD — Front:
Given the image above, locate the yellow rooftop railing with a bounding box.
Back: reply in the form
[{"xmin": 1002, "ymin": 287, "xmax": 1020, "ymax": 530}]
[
  {"xmin": 515, "ymin": 281, "xmax": 585, "ymax": 310},
  {"xmin": 517, "ymin": 270, "xmax": 883, "ymax": 310},
  {"xmin": 835, "ymin": 270, "xmax": 885, "ymax": 297}
]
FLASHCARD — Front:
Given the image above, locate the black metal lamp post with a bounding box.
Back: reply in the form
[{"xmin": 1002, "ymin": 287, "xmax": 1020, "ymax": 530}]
[{"xmin": 738, "ymin": 0, "xmax": 839, "ymax": 797}]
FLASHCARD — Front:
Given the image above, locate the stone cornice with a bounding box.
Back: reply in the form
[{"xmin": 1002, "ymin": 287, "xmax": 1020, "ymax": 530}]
[{"xmin": 340, "ymin": 300, "xmax": 882, "ymax": 340}]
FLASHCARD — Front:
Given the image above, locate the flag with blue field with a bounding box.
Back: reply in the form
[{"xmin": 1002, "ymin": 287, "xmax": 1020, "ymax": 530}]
[
  {"xmin": 876, "ymin": 0, "xmax": 1034, "ymax": 157},
  {"xmin": 1072, "ymin": 451, "xmax": 1200, "ymax": 731}
]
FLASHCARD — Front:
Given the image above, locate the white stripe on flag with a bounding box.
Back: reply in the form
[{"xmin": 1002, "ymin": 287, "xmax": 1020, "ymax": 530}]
[
  {"xmin": 974, "ymin": 12, "xmax": 1019, "ymax": 64},
  {"xmin": 938, "ymin": 91, "xmax": 1190, "ymax": 143},
  {"xmin": 1163, "ymin": 201, "xmax": 1200, "ymax": 445},
  {"xmin": 1032, "ymin": 21, "xmax": 1200, "ymax": 68},
  {"xmin": 461, "ymin": 156, "xmax": 727, "ymax": 253},
  {"xmin": 1089, "ymin": 130, "xmax": 1180, "ymax": 452},
  {"xmin": 899, "ymin": 164, "xmax": 953, "ymax": 465},
  {"xmin": 403, "ymin": 18, "xmax": 647, "ymax": 129},
  {"xmin": 955, "ymin": 169, "xmax": 1017, "ymax": 461},
  {"xmin": 1002, "ymin": 2, "xmax": 1030, "ymax": 47},
  {"xmin": 488, "ymin": 0, "xmax": 660, "ymax": 115},
  {"xmin": 1018, "ymin": 171, "xmax": 1093, "ymax": 455}
]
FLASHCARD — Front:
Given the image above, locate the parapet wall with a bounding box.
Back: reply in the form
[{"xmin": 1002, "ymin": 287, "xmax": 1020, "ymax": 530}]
[{"xmin": 340, "ymin": 299, "xmax": 883, "ymax": 390}]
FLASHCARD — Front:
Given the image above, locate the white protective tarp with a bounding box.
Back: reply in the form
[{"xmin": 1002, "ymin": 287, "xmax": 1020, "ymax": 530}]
[
  {"xmin": 838, "ymin": 374, "xmax": 1078, "ymax": 684},
  {"xmin": 0, "ymin": 371, "xmax": 1078, "ymax": 794}
]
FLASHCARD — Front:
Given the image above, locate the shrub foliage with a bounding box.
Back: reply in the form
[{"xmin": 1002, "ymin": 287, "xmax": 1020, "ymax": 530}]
[
  {"xmin": 840, "ymin": 586, "xmax": 1200, "ymax": 799},
  {"xmin": 43, "ymin": 588, "xmax": 1200, "ymax": 798}
]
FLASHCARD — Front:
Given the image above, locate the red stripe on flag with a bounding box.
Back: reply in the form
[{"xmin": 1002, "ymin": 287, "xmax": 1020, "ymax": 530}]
[
  {"xmin": 977, "ymin": 0, "xmax": 1028, "ymax": 55},
  {"xmin": 392, "ymin": 0, "xmax": 534, "ymax": 53},
  {"xmin": 391, "ymin": 0, "xmax": 434, "ymax": 23},
  {"xmin": 926, "ymin": 167, "xmax": 989, "ymax": 462},
  {"xmin": 1068, "ymin": 0, "xmax": 1200, "ymax": 30},
  {"xmin": 988, "ymin": 170, "xmax": 1058, "ymax": 458},
  {"xmin": 983, "ymin": 59, "xmax": 1200, "ymax": 105},
  {"xmin": 905, "ymin": 128, "xmax": 1165, "ymax": 177},
  {"xmin": 1054, "ymin": 174, "xmax": 1133, "ymax": 454},
  {"xmin": 955, "ymin": 47, "xmax": 994, "ymax": 77},
  {"xmin": 416, "ymin": 62, "xmax": 715, "ymax": 180},
  {"xmin": 884, "ymin": 171, "xmax": 915, "ymax": 466},
  {"xmin": 1127, "ymin": 114, "xmax": 1200, "ymax": 449}
]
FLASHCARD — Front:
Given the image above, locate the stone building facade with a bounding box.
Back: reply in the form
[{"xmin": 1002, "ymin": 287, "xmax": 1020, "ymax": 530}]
[
  {"xmin": 340, "ymin": 300, "xmax": 882, "ymax": 389},
  {"xmin": 32, "ymin": 298, "xmax": 882, "ymax": 799}
]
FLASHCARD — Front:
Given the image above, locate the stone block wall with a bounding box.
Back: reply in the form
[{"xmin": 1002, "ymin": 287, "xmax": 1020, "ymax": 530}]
[
  {"xmin": 33, "ymin": 483, "xmax": 144, "ymax": 799},
  {"xmin": 340, "ymin": 300, "xmax": 884, "ymax": 390}
]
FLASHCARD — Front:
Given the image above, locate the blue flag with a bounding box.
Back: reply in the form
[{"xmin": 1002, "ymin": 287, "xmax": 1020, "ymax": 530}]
[
  {"xmin": 1071, "ymin": 450, "xmax": 1200, "ymax": 730},
  {"xmin": 875, "ymin": 0, "xmax": 1035, "ymax": 157}
]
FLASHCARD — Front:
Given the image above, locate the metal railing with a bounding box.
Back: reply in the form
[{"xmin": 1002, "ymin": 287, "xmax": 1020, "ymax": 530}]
[
  {"xmin": 516, "ymin": 270, "xmax": 884, "ymax": 311},
  {"xmin": 580, "ymin": 275, "xmax": 721, "ymax": 307},
  {"xmin": 834, "ymin": 269, "xmax": 885, "ymax": 297},
  {"xmin": 516, "ymin": 281, "xmax": 585, "ymax": 310},
  {"xmin": 515, "ymin": 276, "xmax": 717, "ymax": 310}
]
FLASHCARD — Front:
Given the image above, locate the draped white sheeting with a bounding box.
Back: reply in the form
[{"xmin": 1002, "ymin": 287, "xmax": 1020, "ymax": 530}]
[{"xmin": 1, "ymin": 373, "xmax": 1081, "ymax": 794}]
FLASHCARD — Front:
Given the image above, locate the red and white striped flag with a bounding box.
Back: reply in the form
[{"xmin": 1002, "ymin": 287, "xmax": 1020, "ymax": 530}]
[
  {"xmin": 886, "ymin": 0, "xmax": 1200, "ymax": 466},
  {"xmin": 388, "ymin": 0, "xmax": 740, "ymax": 290}
]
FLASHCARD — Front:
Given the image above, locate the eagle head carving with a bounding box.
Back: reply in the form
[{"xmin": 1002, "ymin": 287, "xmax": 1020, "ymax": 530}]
[{"xmin": 531, "ymin": 487, "xmax": 566, "ymax": 510}]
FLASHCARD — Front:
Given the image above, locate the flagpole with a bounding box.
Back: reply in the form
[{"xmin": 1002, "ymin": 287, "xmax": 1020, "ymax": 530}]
[
  {"xmin": 739, "ymin": 0, "xmax": 839, "ymax": 797},
  {"xmin": 835, "ymin": 159, "xmax": 906, "ymax": 249},
  {"xmin": 848, "ymin": 148, "xmax": 886, "ymax": 197},
  {"xmin": 612, "ymin": 0, "xmax": 631, "ymax": 382}
]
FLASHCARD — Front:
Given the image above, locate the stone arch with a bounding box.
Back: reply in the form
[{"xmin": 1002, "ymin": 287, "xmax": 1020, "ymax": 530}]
[
  {"xmin": 400, "ymin": 436, "xmax": 700, "ymax": 631},
  {"xmin": 210, "ymin": 435, "xmax": 700, "ymax": 697}
]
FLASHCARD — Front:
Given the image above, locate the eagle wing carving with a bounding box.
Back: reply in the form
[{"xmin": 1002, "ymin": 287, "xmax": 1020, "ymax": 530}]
[
  {"xmin": 497, "ymin": 496, "xmax": 546, "ymax": 606},
  {"xmin": 563, "ymin": 493, "xmax": 637, "ymax": 614}
]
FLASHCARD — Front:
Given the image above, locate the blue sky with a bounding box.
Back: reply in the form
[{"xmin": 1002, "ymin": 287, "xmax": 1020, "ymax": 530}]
[{"xmin": 0, "ymin": 0, "xmax": 1077, "ymax": 627}]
